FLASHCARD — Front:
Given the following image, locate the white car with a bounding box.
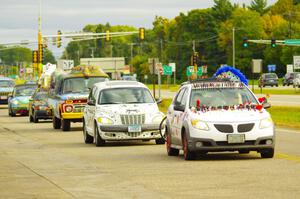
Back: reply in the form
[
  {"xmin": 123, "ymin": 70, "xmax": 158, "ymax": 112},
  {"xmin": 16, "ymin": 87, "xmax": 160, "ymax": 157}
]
[
  {"xmin": 293, "ymin": 73, "xmax": 300, "ymax": 88},
  {"xmin": 166, "ymin": 80, "xmax": 275, "ymax": 160},
  {"xmin": 83, "ymin": 81, "xmax": 165, "ymax": 146}
]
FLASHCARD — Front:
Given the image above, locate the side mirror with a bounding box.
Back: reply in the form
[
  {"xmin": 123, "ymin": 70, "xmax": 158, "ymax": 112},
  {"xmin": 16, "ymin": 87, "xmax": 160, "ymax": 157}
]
[
  {"xmin": 263, "ymin": 102, "xmax": 271, "ymax": 109},
  {"xmin": 156, "ymin": 98, "xmax": 163, "ymax": 104},
  {"xmin": 87, "ymin": 100, "xmax": 95, "ymax": 106},
  {"xmin": 174, "ymin": 104, "xmax": 185, "ymax": 112}
]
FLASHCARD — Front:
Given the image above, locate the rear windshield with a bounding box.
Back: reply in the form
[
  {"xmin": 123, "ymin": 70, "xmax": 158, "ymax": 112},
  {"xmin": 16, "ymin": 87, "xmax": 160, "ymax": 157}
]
[
  {"xmin": 62, "ymin": 77, "xmax": 107, "ymax": 94},
  {"xmin": 34, "ymin": 92, "xmax": 48, "ymax": 100}
]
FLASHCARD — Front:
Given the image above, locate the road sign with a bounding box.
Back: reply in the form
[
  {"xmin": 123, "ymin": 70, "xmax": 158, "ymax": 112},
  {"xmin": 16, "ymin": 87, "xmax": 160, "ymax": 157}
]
[
  {"xmin": 148, "ymin": 58, "xmax": 159, "ymax": 74},
  {"xmin": 252, "ymin": 59, "xmax": 262, "ymax": 73},
  {"xmin": 163, "ymin": 65, "xmax": 172, "ymax": 75},
  {"xmin": 169, "ymin": 63, "xmax": 176, "ymax": 72},
  {"xmin": 287, "ymin": 64, "xmax": 293, "ymax": 73},
  {"xmin": 293, "ymin": 56, "xmax": 300, "ymax": 70},
  {"xmin": 186, "ymin": 66, "xmax": 194, "ymax": 77},
  {"xmin": 197, "ymin": 66, "xmax": 203, "ymax": 76},
  {"xmin": 285, "ymin": 39, "xmax": 300, "ymax": 45},
  {"xmin": 268, "ymin": 65, "xmax": 276, "ymax": 72}
]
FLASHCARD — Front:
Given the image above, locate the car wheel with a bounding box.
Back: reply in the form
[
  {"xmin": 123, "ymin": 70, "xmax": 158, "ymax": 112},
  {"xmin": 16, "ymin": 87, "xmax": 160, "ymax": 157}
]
[
  {"xmin": 29, "ymin": 115, "xmax": 33, "ymax": 122},
  {"xmin": 33, "ymin": 112, "xmax": 39, "ymax": 123},
  {"xmin": 83, "ymin": 120, "xmax": 93, "ymax": 144},
  {"xmin": 94, "ymin": 123, "xmax": 105, "ymax": 147},
  {"xmin": 263, "ymin": 84, "xmax": 265, "ymax": 87},
  {"xmin": 53, "ymin": 116, "xmax": 61, "ymax": 129},
  {"xmin": 155, "ymin": 138, "xmax": 165, "ymax": 145},
  {"xmin": 182, "ymin": 132, "xmax": 196, "ymax": 160},
  {"xmin": 260, "ymin": 148, "xmax": 274, "ymax": 158},
  {"xmin": 283, "ymin": 83, "xmax": 285, "ymax": 86},
  {"xmin": 166, "ymin": 132, "xmax": 179, "ymax": 156},
  {"xmin": 238, "ymin": 150, "xmax": 250, "ymax": 154},
  {"xmin": 8, "ymin": 107, "xmax": 11, "ymax": 116},
  {"xmin": 61, "ymin": 119, "xmax": 71, "ymax": 131},
  {"xmin": 276, "ymin": 84, "xmax": 278, "ymax": 87},
  {"xmin": 10, "ymin": 109, "xmax": 16, "ymax": 117}
]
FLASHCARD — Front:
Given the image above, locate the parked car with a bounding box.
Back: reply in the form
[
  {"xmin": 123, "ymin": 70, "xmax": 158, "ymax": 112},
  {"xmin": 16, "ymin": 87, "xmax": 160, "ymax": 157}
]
[
  {"xmin": 283, "ymin": 72, "xmax": 300, "ymax": 86},
  {"xmin": 83, "ymin": 80, "xmax": 165, "ymax": 146},
  {"xmin": 258, "ymin": 73, "xmax": 278, "ymax": 87},
  {"xmin": 293, "ymin": 73, "xmax": 300, "ymax": 88},
  {"xmin": 29, "ymin": 89, "xmax": 52, "ymax": 123},
  {"xmin": 166, "ymin": 80, "xmax": 275, "ymax": 160},
  {"xmin": 0, "ymin": 77, "xmax": 15, "ymax": 104},
  {"xmin": 8, "ymin": 84, "xmax": 37, "ymax": 116}
]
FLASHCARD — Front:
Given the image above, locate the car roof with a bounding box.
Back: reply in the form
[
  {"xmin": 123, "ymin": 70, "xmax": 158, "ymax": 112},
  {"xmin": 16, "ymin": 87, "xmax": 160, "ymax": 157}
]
[{"xmin": 94, "ymin": 80, "xmax": 147, "ymax": 90}]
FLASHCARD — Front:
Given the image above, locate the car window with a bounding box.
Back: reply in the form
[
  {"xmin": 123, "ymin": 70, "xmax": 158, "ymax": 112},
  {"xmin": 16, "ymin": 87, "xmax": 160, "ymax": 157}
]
[
  {"xmin": 180, "ymin": 88, "xmax": 189, "ymax": 106},
  {"xmin": 88, "ymin": 87, "xmax": 97, "ymax": 103},
  {"xmin": 173, "ymin": 88, "xmax": 186, "ymax": 106},
  {"xmin": 265, "ymin": 73, "xmax": 277, "ymax": 78}
]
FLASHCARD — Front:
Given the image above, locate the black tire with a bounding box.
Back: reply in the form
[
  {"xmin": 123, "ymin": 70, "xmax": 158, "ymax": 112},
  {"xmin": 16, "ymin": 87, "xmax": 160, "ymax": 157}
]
[
  {"xmin": 283, "ymin": 83, "xmax": 286, "ymax": 86},
  {"xmin": 33, "ymin": 112, "xmax": 39, "ymax": 123},
  {"xmin": 29, "ymin": 115, "xmax": 33, "ymax": 122},
  {"xmin": 263, "ymin": 84, "xmax": 265, "ymax": 87},
  {"xmin": 61, "ymin": 119, "xmax": 71, "ymax": 131},
  {"xmin": 261, "ymin": 148, "xmax": 274, "ymax": 158},
  {"xmin": 155, "ymin": 138, "xmax": 165, "ymax": 145},
  {"xmin": 239, "ymin": 150, "xmax": 250, "ymax": 154},
  {"xmin": 8, "ymin": 107, "xmax": 11, "ymax": 116},
  {"xmin": 182, "ymin": 132, "xmax": 196, "ymax": 160},
  {"xmin": 276, "ymin": 84, "xmax": 278, "ymax": 87},
  {"xmin": 166, "ymin": 133, "xmax": 179, "ymax": 156},
  {"xmin": 53, "ymin": 116, "xmax": 61, "ymax": 129},
  {"xmin": 94, "ymin": 123, "xmax": 105, "ymax": 147},
  {"xmin": 83, "ymin": 120, "xmax": 93, "ymax": 144},
  {"xmin": 10, "ymin": 109, "xmax": 16, "ymax": 117}
]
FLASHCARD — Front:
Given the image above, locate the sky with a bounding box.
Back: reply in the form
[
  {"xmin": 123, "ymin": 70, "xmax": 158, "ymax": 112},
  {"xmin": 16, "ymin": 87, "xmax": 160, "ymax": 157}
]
[{"xmin": 0, "ymin": 0, "xmax": 278, "ymax": 57}]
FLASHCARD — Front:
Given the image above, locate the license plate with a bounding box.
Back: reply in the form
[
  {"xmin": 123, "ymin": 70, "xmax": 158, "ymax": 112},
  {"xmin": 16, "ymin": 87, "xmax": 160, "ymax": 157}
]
[
  {"xmin": 227, "ymin": 134, "xmax": 245, "ymax": 144},
  {"xmin": 0, "ymin": 96, "xmax": 7, "ymax": 100},
  {"xmin": 128, "ymin": 125, "xmax": 141, "ymax": 133}
]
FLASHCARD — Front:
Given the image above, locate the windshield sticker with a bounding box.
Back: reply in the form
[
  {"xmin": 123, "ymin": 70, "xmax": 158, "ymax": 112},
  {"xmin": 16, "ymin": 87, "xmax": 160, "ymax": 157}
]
[
  {"xmin": 192, "ymin": 82, "xmax": 244, "ymax": 89},
  {"xmin": 191, "ymin": 102, "xmax": 264, "ymax": 113}
]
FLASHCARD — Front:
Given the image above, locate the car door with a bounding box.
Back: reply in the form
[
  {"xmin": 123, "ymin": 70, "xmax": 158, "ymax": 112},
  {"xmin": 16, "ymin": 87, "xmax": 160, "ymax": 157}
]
[
  {"xmin": 170, "ymin": 87, "xmax": 187, "ymax": 145},
  {"xmin": 85, "ymin": 87, "xmax": 97, "ymax": 133}
]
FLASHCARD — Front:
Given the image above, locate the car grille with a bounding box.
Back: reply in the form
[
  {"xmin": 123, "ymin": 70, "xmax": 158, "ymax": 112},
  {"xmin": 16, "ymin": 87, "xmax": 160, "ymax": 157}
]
[
  {"xmin": 214, "ymin": 124, "xmax": 234, "ymax": 133},
  {"xmin": 73, "ymin": 105, "xmax": 85, "ymax": 113},
  {"xmin": 120, "ymin": 114, "xmax": 145, "ymax": 125},
  {"xmin": 238, "ymin": 123, "xmax": 255, "ymax": 133},
  {"xmin": 0, "ymin": 92, "xmax": 10, "ymax": 96},
  {"xmin": 216, "ymin": 141, "xmax": 255, "ymax": 146},
  {"xmin": 125, "ymin": 132, "xmax": 142, "ymax": 138}
]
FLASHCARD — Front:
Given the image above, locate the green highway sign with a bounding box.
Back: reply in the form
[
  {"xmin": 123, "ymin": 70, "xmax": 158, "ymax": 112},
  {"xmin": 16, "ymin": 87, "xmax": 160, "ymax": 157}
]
[
  {"xmin": 163, "ymin": 65, "xmax": 172, "ymax": 75},
  {"xmin": 285, "ymin": 39, "xmax": 300, "ymax": 45},
  {"xmin": 186, "ymin": 66, "xmax": 194, "ymax": 77},
  {"xmin": 197, "ymin": 66, "xmax": 203, "ymax": 76}
]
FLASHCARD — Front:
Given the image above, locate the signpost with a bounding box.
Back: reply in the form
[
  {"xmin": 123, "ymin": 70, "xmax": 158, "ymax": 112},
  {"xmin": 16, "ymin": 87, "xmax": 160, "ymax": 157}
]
[
  {"xmin": 293, "ymin": 56, "xmax": 300, "ymax": 70},
  {"xmin": 287, "ymin": 64, "xmax": 293, "ymax": 73},
  {"xmin": 267, "ymin": 64, "xmax": 276, "ymax": 72},
  {"xmin": 186, "ymin": 66, "xmax": 194, "ymax": 78},
  {"xmin": 162, "ymin": 65, "xmax": 172, "ymax": 76},
  {"xmin": 197, "ymin": 66, "xmax": 203, "ymax": 76},
  {"xmin": 169, "ymin": 63, "xmax": 176, "ymax": 84},
  {"xmin": 252, "ymin": 59, "xmax": 263, "ymax": 92},
  {"xmin": 148, "ymin": 58, "xmax": 159, "ymax": 98}
]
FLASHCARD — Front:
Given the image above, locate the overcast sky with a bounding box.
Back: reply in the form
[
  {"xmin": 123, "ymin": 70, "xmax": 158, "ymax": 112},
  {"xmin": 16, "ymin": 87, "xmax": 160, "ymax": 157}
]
[{"xmin": 0, "ymin": 0, "xmax": 277, "ymax": 56}]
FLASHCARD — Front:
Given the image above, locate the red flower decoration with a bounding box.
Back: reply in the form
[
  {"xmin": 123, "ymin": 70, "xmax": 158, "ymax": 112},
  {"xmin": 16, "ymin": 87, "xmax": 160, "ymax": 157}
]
[
  {"xmin": 196, "ymin": 99, "xmax": 201, "ymax": 107},
  {"xmin": 258, "ymin": 97, "xmax": 266, "ymax": 103},
  {"xmin": 256, "ymin": 104, "xmax": 263, "ymax": 111}
]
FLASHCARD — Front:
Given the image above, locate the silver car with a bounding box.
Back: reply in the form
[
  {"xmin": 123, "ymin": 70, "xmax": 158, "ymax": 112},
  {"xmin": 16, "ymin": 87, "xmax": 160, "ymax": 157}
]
[{"xmin": 293, "ymin": 73, "xmax": 300, "ymax": 88}]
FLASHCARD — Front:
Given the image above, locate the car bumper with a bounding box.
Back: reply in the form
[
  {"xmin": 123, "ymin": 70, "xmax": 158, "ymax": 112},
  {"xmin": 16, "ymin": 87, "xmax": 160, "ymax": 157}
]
[
  {"xmin": 35, "ymin": 110, "xmax": 52, "ymax": 119},
  {"xmin": 11, "ymin": 107, "xmax": 29, "ymax": 114},
  {"xmin": 263, "ymin": 81, "xmax": 278, "ymax": 86},
  {"xmin": 98, "ymin": 124, "xmax": 163, "ymax": 141},
  {"xmin": 61, "ymin": 112, "xmax": 83, "ymax": 120}
]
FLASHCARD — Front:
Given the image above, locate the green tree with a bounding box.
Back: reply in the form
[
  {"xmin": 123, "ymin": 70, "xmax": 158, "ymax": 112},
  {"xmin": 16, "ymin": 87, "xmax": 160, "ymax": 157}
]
[
  {"xmin": 249, "ymin": 0, "xmax": 268, "ymax": 15},
  {"xmin": 212, "ymin": 0, "xmax": 234, "ymax": 22},
  {"xmin": 43, "ymin": 49, "xmax": 56, "ymax": 64}
]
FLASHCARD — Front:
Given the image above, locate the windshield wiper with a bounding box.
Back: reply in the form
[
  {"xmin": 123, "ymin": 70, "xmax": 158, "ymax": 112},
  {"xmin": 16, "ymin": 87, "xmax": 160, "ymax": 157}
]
[{"xmin": 100, "ymin": 102, "xmax": 121, "ymax": 105}]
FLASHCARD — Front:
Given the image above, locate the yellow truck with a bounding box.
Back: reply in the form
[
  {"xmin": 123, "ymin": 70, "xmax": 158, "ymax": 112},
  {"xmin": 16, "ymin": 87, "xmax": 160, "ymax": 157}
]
[{"xmin": 48, "ymin": 65, "xmax": 109, "ymax": 131}]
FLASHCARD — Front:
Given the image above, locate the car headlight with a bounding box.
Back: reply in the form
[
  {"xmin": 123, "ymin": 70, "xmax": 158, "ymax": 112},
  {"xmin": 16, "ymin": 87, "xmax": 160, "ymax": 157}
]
[
  {"xmin": 259, "ymin": 117, "xmax": 273, "ymax": 129},
  {"xmin": 152, "ymin": 114, "xmax": 164, "ymax": 123},
  {"xmin": 191, "ymin": 120, "xmax": 209, "ymax": 131},
  {"xmin": 97, "ymin": 117, "xmax": 113, "ymax": 124}
]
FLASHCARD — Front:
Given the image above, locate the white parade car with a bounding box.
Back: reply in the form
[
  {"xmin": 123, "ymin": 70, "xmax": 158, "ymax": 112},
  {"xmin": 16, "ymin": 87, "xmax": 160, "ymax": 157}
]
[
  {"xmin": 293, "ymin": 73, "xmax": 300, "ymax": 88},
  {"xmin": 83, "ymin": 81, "xmax": 165, "ymax": 146},
  {"xmin": 166, "ymin": 80, "xmax": 275, "ymax": 160}
]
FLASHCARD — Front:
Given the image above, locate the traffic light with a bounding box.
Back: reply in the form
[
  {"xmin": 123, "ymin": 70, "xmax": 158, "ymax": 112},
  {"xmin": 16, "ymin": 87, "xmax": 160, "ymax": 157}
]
[
  {"xmin": 32, "ymin": 50, "xmax": 38, "ymax": 63},
  {"xmin": 242, "ymin": 37, "xmax": 248, "ymax": 48},
  {"xmin": 38, "ymin": 44, "xmax": 44, "ymax": 63},
  {"xmin": 57, "ymin": 30, "xmax": 62, "ymax": 48},
  {"xmin": 139, "ymin": 27, "xmax": 145, "ymax": 41},
  {"xmin": 105, "ymin": 30, "xmax": 110, "ymax": 42},
  {"xmin": 191, "ymin": 52, "xmax": 199, "ymax": 66},
  {"xmin": 271, "ymin": 38, "xmax": 276, "ymax": 48}
]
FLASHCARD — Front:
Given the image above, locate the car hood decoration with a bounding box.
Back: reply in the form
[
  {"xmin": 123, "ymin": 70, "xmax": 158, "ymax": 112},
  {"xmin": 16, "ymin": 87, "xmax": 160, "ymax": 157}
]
[
  {"xmin": 212, "ymin": 65, "xmax": 248, "ymax": 86},
  {"xmin": 0, "ymin": 87, "xmax": 13, "ymax": 92},
  {"xmin": 60, "ymin": 93, "xmax": 89, "ymax": 101},
  {"xmin": 12, "ymin": 96, "xmax": 31, "ymax": 104}
]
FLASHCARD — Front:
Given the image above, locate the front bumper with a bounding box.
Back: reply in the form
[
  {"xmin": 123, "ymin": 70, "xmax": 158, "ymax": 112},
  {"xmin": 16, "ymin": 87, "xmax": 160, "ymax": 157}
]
[
  {"xmin": 188, "ymin": 136, "xmax": 275, "ymax": 152},
  {"xmin": 11, "ymin": 106, "xmax": 29, "ymax": 115},
  {"xmin": 35, "ymin": 110, "xmax": 52, "ymax": 119},
  {"xmin": 61, "ymin": 112, "xmax": 83, "ymax": 120},
  {"xmin": 98, "ymin": 124, "xmax": 162, "ymax": 141}
]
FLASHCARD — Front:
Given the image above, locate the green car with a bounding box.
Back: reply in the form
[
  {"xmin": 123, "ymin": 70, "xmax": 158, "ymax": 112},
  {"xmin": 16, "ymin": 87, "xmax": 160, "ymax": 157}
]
[{"xmin": 8, "ymin": 84, "xmax": 37, "ymax": 116}]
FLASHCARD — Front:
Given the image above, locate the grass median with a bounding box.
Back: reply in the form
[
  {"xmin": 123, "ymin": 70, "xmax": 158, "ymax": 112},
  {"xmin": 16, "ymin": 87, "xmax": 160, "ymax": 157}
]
[{"xmin": 158, "ymin": 98, "xmax": 300, "ymax": 130}]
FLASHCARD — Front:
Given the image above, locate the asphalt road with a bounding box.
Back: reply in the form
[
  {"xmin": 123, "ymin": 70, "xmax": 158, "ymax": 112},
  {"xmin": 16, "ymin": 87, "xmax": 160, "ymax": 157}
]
[{"xmin": 0, "ymin": 105, "xmax": 299, "ymax": 199}]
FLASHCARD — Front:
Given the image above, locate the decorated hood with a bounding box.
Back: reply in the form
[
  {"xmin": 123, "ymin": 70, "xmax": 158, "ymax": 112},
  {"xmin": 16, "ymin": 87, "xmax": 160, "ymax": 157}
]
[
  {"xmin": 11, "ymin": 96, "xmax": 31, "ymax": 104},
  {"xmin": 60, "ymin": 93, "xmax": 89, "ymax": 101},
  {"xmin": 0, "ymin": 87, "xmax": 13, "ymax": 92}
]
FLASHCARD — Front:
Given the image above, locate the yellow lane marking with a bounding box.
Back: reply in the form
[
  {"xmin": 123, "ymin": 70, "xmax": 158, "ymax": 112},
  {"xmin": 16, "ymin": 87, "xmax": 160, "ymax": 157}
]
[{"xmin": 275, "ymin": 153, "xmax": 300, "ymax": 163}]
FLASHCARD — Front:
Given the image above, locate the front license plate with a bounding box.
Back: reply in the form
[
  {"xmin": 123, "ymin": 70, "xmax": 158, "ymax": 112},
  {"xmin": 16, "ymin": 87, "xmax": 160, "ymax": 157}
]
[
  {"xmin": 227, "ymin": 134, "xmax": 245, "ymax": 144},
  {"xmin": 128, "ymin": 125, "xmax": 141, "ymax": 133}
]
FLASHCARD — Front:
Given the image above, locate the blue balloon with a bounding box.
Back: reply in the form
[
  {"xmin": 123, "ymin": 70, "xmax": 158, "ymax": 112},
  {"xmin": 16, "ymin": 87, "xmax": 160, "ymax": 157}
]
[{"xmin": 213, "ymin": 65, "xmax": 248, "ymax": 86}]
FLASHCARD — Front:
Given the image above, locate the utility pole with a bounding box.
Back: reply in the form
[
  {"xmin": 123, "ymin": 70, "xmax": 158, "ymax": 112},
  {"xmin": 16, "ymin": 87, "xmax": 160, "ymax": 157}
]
[
  {"xmin": 232, "ymin": 27, "xmax": 235, "ymax": 68},
  {"xmin": 192, "ymin": 40, "xmax": 195, "ymax": 53},
  {"xmin": 37, "ymin": 0, "xmax": 43, "ymax": 79},
  {"xmin": 130, "ymin": 43, "xmax": 134, "ymax": 73}
]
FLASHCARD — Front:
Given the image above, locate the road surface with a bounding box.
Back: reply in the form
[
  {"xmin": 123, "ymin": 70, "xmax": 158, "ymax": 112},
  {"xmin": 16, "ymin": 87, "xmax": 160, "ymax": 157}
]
[{"xmin": 0, "ymin": 105, "xmax": 299, "ymax": 198}]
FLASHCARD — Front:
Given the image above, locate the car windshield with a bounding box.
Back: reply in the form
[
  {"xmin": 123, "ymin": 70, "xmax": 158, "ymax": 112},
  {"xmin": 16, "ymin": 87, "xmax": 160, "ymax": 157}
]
[
  {"xmin": 34, "ymin": 92, "xmax": 48, "ymax": 100},
  {"xmin": 62, "ymin": 77, "xmax": 107, "ymax": 94},
  {"xmin": 0, "ymin": 80, "xmax": 15, "ymax": 87},
  {"xmin": 190, "ymin": 87, "xmax": 257, "ymax": 107},
  {"xmin": 265, "ymin": 74, "xmax": 277, "ymax": 78},
  {"xmin": 15, "ymin": 86, "xmax": 36, "ymax": 97},
  {"xmin": 99, "ymin": 87, "xmax": 155, "ymax": 105}
]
